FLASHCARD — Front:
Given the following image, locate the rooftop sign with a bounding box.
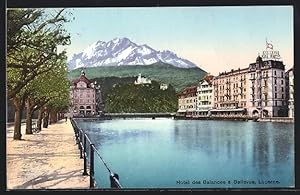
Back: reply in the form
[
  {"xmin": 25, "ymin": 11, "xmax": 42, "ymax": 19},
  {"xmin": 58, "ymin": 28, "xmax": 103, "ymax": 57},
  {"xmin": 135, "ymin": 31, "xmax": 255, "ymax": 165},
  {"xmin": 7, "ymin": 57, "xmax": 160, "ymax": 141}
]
[{"xmin": 261, "ymin": 39, "xmax": 281, "ymax": 60}]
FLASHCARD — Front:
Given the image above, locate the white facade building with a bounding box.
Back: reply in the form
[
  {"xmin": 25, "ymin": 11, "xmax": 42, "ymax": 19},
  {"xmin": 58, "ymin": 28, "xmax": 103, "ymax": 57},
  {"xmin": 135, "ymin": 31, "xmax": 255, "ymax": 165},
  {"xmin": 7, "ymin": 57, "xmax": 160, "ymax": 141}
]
[
  {"xmin": 177, "ymin": 86, "xmax": 197, "ymax": 116},
  {"xmin": 134, "ymin": 73, "xmax": 151, "ymax": 85},
  {"xmin": 160, "ymin": 83, "xmax": 169, "ymax": 90},
  {"xmin": 196, "ymin": 75, "xmax": 214, "ymax": 116}
]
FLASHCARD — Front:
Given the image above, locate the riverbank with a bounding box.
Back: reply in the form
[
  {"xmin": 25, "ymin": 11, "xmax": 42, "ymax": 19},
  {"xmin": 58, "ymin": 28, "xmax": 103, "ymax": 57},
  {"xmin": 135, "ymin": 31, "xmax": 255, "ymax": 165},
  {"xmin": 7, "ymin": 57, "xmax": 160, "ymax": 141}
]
[
  {"xmin": 258, "ymin": 117, "xmax": 294, "ymax": 123},
  {"xmin": 6, "ymin": 120, "xmax": 89, "ymax": 190},
  {"xmin": 73, "ymin": 114, "xmax": 294, "ymax": 123},
  {"xmin": 175, "ymin": 115, "xmax": 256, "ymax": 121}
]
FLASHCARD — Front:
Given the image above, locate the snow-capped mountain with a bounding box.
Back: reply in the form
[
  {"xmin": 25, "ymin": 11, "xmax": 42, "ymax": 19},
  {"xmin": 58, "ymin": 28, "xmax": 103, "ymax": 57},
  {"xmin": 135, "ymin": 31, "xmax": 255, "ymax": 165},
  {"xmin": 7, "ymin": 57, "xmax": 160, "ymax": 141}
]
[{"xmin": 68, "ymin": 37, "xmax": 198, "ymax": 70}]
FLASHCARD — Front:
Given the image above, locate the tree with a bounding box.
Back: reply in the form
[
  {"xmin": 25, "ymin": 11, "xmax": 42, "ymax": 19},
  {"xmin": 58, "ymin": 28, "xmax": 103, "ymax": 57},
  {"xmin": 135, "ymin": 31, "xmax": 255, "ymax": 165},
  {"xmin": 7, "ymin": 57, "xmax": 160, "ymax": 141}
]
[
  {"xmin": 7, "ymin": 8, "xmax": 71, "ymax": 100},
  {"xmin": 23, "ymin": 53, "xmax": 69, "ymax": 134},
  {"xmin": 7, "ymin": 8, "xmax": 72, "ymax": 140},
  {"xmin": 40, "ymin": 63, "xmax": 70, "ymax": 129}
]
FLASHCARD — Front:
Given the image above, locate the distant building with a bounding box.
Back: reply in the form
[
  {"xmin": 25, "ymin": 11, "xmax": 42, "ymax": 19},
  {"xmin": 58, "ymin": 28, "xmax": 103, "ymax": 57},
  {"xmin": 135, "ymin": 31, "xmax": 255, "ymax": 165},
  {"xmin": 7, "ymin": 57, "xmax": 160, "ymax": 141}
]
[
  {"xmin": 286, "ymin": 68, "xmax": 294, "ymax": 118},
  {"xmin": 160, "ymin": 83, "xmax": 169, "ymax": 90},
  {"xmin": 70, "ymin": 70, "xmax": 96, "ymax": 117},
  {"xmin": 196, "ymin": 74, "xmax": 214, "ymax": 116},
  {"xmin": 176, "ymin": 54, "xmax": 291, "ymax": 119},
  {"xmin": 176, "ymin": 86, "xmax": 197, "ymax": 116},
  {"xmin": 134, "ymin": 73, "xmax": 151, "ymax": 85}
]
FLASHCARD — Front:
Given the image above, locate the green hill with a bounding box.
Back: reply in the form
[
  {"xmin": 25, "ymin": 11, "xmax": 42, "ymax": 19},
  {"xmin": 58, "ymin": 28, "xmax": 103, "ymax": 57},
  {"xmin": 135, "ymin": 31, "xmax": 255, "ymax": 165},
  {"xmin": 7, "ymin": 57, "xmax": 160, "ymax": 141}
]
[
  {"xmin": 104, "ymin": 81, "xmax": 178, "ymax": 113},
  {"xmin": 90, "ymin": 77, "xmax": 136, "ymax": 100},
  {"xmin": 68, "ymin": 63, "xmax": 207, "ymax": 92}
]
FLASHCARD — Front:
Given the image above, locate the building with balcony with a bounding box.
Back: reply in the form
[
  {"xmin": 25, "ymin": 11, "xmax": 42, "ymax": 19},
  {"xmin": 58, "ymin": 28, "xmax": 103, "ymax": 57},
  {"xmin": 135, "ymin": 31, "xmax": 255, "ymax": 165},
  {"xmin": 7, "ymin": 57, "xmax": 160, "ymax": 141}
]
[
  {"xmin": 248, "ymin": 56, "xmax": 287, "ymax": 117},
  {"xmin": 69, "ymin": 70, "xmax": 96, "ymax": 117},
  {"xmin": 176, "ymin": 86, "xmax": 197, "ymax": 116},
  {"xmin": 211, "ymin": 68, "xmax": 249, "ymax": 116},
  {"xmin": 196, "ymin": 74, "xmax": 214, "ymax": 116}
]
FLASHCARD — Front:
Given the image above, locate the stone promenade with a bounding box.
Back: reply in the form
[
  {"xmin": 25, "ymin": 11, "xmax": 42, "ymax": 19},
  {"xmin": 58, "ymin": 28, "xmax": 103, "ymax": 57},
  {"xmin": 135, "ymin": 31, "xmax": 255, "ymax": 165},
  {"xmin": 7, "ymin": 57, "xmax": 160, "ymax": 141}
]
[{"xmin": 6, "ymin": 119, "xmax": 89, "ymax": 190}]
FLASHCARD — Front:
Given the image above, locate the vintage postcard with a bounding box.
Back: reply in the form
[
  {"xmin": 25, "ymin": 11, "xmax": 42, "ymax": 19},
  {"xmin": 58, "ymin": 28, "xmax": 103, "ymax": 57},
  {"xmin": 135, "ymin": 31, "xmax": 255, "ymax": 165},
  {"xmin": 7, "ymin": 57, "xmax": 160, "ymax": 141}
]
[{"xmin": 6, "ymin": 5, "xmax": 295, "ymax": 190}]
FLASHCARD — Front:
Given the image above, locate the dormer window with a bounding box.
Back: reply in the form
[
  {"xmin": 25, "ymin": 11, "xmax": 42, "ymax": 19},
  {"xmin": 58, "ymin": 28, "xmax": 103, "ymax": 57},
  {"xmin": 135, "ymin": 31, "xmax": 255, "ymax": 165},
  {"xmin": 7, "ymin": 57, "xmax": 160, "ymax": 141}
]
[{"xmin": 77, "ymin": 81, "xmax": 87, "ymax": 88}]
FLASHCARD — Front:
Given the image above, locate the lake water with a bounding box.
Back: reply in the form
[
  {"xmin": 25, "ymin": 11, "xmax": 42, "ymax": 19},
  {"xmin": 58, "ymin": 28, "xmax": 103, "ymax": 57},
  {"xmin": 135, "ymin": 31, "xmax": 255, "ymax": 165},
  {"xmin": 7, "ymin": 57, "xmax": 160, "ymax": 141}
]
[{"xmin": 76, "ymin": 118, "xmax": 294, "ymax": 189}]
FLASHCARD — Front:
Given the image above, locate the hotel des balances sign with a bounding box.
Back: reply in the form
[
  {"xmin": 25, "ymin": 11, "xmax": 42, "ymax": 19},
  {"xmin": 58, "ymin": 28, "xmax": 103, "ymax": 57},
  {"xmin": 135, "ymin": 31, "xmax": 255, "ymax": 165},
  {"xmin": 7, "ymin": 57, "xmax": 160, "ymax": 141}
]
[{"xmin": 261, "ymin": 39, "xmax": 281, "ymax": 60}]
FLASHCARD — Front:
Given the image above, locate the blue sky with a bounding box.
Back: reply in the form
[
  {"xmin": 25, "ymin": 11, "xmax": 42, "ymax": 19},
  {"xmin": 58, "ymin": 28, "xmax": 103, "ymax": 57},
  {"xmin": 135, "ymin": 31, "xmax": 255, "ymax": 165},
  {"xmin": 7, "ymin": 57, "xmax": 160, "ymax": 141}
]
[{"xmin": 60, "ymin": 6, "xmax": 293, "ymax": 75}]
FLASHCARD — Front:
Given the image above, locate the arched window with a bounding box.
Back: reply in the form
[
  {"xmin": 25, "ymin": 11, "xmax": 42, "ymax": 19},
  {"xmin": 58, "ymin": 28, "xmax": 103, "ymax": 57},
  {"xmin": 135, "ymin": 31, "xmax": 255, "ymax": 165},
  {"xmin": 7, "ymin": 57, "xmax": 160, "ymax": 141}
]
[
  {"xmin": 80, "ymin": 106, "xmax": 84, "ymax": 110},
  {"xmin": 86, "ymin": 106, "xmax": 91, "ymax": 110}
]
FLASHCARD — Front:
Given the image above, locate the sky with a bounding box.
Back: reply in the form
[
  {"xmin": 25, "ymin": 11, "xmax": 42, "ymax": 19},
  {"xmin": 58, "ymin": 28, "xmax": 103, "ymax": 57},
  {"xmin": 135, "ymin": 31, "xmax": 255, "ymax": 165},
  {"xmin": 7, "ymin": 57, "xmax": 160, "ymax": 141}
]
[{"xmin": 59, "ymin": 6, "xmax": 293, "ymax": 75}]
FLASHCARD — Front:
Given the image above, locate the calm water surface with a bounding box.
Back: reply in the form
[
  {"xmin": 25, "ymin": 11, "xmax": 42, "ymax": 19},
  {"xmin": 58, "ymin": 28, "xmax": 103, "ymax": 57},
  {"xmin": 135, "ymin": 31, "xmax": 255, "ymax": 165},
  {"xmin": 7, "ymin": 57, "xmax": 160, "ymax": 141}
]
[{"xmin": 76, "ymin": 119, "xmax": 294, "ymax": 189}]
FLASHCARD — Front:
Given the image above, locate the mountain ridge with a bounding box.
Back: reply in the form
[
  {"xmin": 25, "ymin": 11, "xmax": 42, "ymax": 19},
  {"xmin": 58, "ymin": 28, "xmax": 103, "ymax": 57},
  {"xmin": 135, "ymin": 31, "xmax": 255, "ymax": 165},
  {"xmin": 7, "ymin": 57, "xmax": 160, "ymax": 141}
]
[{"xmin": 68, "ymin": 37, "xmax": 199, "ymax": 70}]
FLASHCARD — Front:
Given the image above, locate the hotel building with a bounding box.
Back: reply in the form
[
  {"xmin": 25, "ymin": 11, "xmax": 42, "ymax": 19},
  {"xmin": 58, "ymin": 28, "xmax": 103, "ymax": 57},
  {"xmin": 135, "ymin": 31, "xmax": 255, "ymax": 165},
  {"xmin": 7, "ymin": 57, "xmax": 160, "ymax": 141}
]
[
  {"xmin": 211, "ymin": 68, "xmax": 249, "ymax": 116},
  {"xmin": 196, "ymin": 75, "xmax": 214, "ymax": 116},
  {"xmin": 176, "ymin": 86, "xmax": 197, "ymax": 117},
  {"xmin": 176, "ymin": 55, "xmax": 290, "ymax": 118},
  {"xmin": 70, "ymin": 71, "xmax": 97, "ymax": 116},
  {"xmin": 248, "ymin": 56, "xmax": 287, "ymax": 117}
]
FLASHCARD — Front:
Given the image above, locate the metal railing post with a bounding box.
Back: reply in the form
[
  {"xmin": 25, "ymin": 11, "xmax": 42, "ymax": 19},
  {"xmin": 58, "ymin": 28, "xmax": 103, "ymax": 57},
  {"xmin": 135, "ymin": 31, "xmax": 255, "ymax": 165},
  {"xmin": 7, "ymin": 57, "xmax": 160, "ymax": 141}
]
[
  {"xmin": 77, "ymin": 129, "xmax": 81, "ymax": 150},
  {"xmin": 71, "ymin": 119, "xmax": 123, "ymax": 189},
  {"xmin": 73, "ymin": 122, "xmax": 79, "ymax": 145},
  {"xmin": 110, "ymin": 173, "xmax": 120, "ymax": 188},
  {"xmin": 90, "ymin": 144, "xmax": 95, "ymax": 188},
  {"xmin": 79, "ymin": 131, "xmax": 83, "ymax": 159},
  {"xmin": 83, "ymin": 134, "xmax": 88, "ymax": 175}
]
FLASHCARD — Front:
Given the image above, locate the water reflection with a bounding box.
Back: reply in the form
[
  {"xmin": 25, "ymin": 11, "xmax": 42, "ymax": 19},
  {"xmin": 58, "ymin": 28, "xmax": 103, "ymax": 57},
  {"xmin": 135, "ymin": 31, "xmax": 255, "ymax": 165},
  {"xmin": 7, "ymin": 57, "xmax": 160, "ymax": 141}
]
[
  {"xmin": 173, "ymin": 120, "xmax": 248, "ymax": 162},
  {"xmin": 76, "ymin": 119, "xmax": 294, "ymax": 188},
  {"xmin": 252, "ymin": 126, "xmax": 270, "ymax": 177},
  {"xmin": 172, "ymin": 120, "xmax": 294, "ymax": 183}
]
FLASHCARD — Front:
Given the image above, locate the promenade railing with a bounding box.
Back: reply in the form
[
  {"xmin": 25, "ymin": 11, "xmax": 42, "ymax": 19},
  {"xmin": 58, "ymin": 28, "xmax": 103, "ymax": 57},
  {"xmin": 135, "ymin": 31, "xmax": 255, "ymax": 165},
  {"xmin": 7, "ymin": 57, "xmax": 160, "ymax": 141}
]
[{"xmin": 70, "ymin": 118, "xmax": 122, "ymax": 189}]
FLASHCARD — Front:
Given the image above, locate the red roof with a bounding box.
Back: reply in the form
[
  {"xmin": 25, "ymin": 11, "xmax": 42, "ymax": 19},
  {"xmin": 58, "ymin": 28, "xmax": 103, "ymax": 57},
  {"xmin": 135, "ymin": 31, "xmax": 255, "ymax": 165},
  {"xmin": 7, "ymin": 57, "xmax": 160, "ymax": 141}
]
[
  {"xmin": 201, "ymin": 75, "xmax": 214, "ymax": 84},
  {"xmin": 72, "ymin": 73, "xmax": 92, "ymax": 86},
  {"xmin": 176, "ymin": 86, "xmax": 197, "ymax": 96}
]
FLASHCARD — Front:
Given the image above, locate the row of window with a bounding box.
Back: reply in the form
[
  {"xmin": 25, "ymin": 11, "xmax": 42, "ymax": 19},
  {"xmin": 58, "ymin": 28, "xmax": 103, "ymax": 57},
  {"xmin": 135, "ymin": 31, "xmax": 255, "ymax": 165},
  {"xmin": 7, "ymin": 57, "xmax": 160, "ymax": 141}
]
[
  {"xmin": 215, "ymin": 75, "xmax": 247, "ymax": 84},
  {"xmin": 250, "ymin": 92, "xmax": 285, "ymax": 99},
  {"xmin": 180, "ymin": 105, "xmax": 195, "ymax": 109},
  {"xmin": 198, "ymin": 102, "xmax": 212, "ymax": 105},
  {"xmin": 74, "ymin": 99, "xmax": 95, "ymax": 103},
  {"xmin": 180, "ymin": 99, "xmax": 196, "ymax": 103},
  {"xmin": 232, "ymin": 88, "xmax": 246, "ymax": 93},
  {"xmin": 74, "ymin": 105, "xmax": 95, "ymax": 110},
  {"xmin": 251, "ymin": 100, "xmax": 285, "ymax": 107},
  {"xmin": 217, "ymin": 84, "xmax": 246, "ymax": 91},
  {"xmin": 250, "ymin": 70, "xmax": 284, "ymax": 78},
  {"xmin": 199, "ymin": 85, "xmax": 211, "ymax": 88},
  {"xmin": 214, "ymin": 94, "xmax": 247, "ymax": 101},
  {"xmin": 73, "ymin": 94, "xmax": 95, "ymax": 98},
  {"xmin": 198, "ymin": 90, "xmax": 213, "ymax": 94},
  {"xmin": 198, "ymin": 96, "xmax": 212, "ymax": 100}
]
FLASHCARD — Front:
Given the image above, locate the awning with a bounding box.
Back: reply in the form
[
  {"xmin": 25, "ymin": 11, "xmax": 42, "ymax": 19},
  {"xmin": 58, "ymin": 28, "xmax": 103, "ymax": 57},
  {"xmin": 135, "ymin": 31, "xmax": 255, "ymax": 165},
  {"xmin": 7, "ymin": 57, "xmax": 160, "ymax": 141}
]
[{"xmin": 210, "ymin": 108, "xmax": 246, "ymax": 112}]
